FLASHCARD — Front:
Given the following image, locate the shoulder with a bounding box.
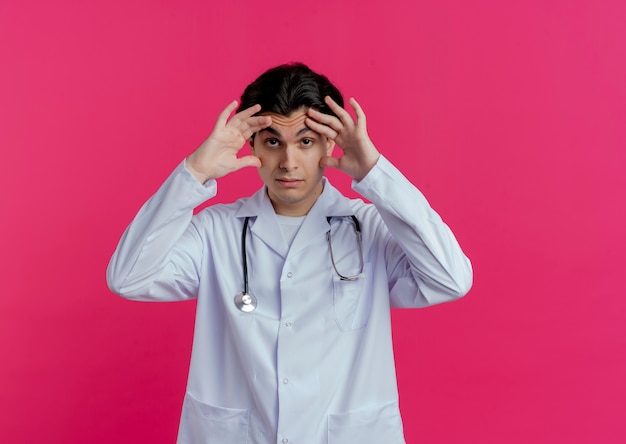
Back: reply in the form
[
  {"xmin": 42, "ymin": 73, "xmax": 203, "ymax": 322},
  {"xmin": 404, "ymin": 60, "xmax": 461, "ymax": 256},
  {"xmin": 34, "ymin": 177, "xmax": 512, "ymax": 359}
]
[
  {"xmin": 341, "ymin": 195, "xmax": 378, "ymax": 220},
  {"xmin": 342, "ymin": 196, "xmax": 390, "ymax": 243},
  {"xmin": 191, "ymin": 197, "xmax": 249, "ymax": 230}
]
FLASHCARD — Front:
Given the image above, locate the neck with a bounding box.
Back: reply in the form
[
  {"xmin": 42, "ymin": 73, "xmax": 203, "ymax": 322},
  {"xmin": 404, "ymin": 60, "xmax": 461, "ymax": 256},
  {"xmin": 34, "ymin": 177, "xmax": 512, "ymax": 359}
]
[{"xmin": 268, "ymin": 181, "xmax": 324, "ymax": 217}]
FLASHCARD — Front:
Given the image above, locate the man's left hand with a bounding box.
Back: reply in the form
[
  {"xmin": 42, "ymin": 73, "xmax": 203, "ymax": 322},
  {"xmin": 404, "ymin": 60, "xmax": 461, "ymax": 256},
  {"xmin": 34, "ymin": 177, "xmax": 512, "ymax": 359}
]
[{"xmin": 306, "ymin": 96, "xmax": 381, "ymax": 181}]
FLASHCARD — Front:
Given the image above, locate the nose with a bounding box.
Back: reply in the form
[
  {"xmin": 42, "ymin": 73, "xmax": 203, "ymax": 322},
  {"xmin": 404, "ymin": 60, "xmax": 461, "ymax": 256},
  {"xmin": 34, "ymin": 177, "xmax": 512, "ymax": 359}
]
[{"xmin": 279, "ymin": 145, "xmax": 298, "ymax": 171}]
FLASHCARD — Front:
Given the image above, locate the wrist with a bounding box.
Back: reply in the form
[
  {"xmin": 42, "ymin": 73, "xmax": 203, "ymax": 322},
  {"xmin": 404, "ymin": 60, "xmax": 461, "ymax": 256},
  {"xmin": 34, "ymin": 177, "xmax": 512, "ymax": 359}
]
[
  {"xmin": 354, "ymin": 151, "xmax": 381, "ymax": 181},
  {"xmin": 184, "ymin": 157, "xmax": 212, "ymax": 184}
]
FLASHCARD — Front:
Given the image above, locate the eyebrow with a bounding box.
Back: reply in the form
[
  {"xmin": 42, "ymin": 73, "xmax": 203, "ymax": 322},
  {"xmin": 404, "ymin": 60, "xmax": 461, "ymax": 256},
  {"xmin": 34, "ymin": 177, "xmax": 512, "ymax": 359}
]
[{"xmin": 258, "ymin": 126, "xmax": 315, "ymax": 138}]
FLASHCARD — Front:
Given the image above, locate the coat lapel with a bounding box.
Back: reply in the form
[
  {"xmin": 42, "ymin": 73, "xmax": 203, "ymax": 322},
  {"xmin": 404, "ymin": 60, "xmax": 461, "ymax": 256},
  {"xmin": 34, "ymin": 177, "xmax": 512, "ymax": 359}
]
[
  {"xmin": 235, "ymin": 186, "xmax": 288, "ymax": 258},
  {"xmin": 288, "ymin": 179, "xmax": 354, "ymax": 258},
  {"xmin": 234, "ymin": 178, "xmax": 355, "ymax": 259}
]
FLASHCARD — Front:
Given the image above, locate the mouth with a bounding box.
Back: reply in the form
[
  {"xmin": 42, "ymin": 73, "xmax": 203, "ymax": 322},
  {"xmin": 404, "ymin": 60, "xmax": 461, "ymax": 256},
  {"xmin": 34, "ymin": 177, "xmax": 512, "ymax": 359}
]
[{"xmin": 276, "ymin": 178, "xmax": 303, "ymax": 188}]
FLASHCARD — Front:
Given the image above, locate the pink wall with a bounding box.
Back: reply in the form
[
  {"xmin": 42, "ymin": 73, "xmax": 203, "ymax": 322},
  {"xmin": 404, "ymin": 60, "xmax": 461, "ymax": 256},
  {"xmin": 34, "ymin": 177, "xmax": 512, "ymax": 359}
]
[{"xmin": 1, "ymin": 0, "xmax": 625, "ymax": 442}]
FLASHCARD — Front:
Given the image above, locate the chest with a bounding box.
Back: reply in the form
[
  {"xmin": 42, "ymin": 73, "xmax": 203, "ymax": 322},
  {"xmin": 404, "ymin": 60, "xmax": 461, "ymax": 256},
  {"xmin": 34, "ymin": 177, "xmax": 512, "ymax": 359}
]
[{"xmin": 200, "ymin": 217, "xmax": 373, "ymax": 329}]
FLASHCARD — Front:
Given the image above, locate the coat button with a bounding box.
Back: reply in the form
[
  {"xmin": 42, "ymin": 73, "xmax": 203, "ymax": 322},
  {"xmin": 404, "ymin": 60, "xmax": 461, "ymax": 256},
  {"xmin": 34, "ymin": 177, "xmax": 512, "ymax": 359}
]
[{"xmin": 286, "ymin": 272, "xmax": 293, "ymax": 278}]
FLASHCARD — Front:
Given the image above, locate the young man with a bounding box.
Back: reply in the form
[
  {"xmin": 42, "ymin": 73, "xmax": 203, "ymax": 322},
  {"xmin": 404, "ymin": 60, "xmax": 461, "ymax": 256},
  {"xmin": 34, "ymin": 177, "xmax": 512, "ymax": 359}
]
[{"xmin": 107, "ymin": 63, "xmax": 472, "ymax": 444}]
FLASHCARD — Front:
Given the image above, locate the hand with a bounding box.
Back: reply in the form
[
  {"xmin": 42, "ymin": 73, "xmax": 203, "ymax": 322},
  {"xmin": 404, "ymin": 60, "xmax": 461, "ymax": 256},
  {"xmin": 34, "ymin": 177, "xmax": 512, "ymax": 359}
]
[
  {"xmin": 186, "ymin": 101, "xmax": 272, "ymax": 183},
  {"xmin": 305, "ymin": 96, "xmax": 380, "ymax": 181}
]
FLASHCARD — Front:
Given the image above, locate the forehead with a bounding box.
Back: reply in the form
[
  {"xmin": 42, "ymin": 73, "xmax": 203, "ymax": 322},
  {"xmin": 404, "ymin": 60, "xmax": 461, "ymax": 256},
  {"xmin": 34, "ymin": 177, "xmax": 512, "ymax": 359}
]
[{"xmin": 260, "ymin": 107, "xmax": 311, "ymax": 136}]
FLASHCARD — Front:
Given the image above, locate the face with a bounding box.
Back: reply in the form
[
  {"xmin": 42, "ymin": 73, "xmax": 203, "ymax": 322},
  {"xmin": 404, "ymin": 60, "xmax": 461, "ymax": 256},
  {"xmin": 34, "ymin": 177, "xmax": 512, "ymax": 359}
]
[{"xmin": 250, "ymin": 108, "xmax": 334, "ymax": 216}]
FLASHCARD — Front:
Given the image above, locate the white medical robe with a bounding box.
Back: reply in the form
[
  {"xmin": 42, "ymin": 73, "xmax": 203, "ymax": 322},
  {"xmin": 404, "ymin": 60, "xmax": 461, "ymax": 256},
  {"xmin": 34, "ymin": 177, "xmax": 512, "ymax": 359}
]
[{"xmin": 107, "ymin": 156, "xmax": 472, "ymax": 443}]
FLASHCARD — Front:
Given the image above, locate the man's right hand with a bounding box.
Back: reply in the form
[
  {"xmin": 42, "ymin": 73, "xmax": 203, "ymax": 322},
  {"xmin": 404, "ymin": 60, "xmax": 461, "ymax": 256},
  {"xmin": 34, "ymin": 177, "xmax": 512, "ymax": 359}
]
[{"xmin": 185, "ymin": 101, "xmax": 272, "ymax": 184}]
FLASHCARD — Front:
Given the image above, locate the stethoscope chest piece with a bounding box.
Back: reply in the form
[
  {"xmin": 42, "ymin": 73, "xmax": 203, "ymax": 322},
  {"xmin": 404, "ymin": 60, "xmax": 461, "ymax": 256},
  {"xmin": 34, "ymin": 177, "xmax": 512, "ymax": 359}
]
[{"xmin": 234, "ymin": 292, "xmax": 257, "ymax": 312}]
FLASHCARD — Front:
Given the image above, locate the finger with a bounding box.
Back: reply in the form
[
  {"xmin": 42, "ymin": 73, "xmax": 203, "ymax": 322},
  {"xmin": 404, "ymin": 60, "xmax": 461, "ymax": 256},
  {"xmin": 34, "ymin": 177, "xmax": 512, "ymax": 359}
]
[
  {"xmin": 320, "ymin": 155, "xmax": 340, "ymax": 170},
  {"xmin": 215, "ymin": 100, "xmax": 239, "ymax": 128},
  {"xmin": 305, "ymin": 117, "xmax": 338, "ymax": 140},
  {"xmin": 240, "ymin": 115, "xmax": 272, "ymax": 140},
  {"xmin": 229, "ymin": 103, "xmax": 262, "ymax": 126},
  {"xmin": 324, "ymin": 96, "xmax": 354, "ymax": 126},
  {"xmin": 232, "ymin": 155, "xmax": 262, "ymax": 171},
  {"xmin": 306, "ymin": 107, "xmax": 342, "ymax": 131},
  {"xmin": 349, "ymin": 97, "xmax": 367, "ymax": 127}
]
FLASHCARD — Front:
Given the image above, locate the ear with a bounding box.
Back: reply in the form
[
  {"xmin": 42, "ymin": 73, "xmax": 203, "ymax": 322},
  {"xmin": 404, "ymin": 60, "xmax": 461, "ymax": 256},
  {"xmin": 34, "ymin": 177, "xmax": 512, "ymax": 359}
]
[{"xmin": 249, "ymin": 136, "xmax": 256, "ymax": 152}]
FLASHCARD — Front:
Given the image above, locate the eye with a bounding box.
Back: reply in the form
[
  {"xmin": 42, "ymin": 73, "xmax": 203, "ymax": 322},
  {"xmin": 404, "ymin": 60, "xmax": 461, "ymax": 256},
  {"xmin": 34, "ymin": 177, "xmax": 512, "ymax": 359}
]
[
  {"xmin": 264, "ymin": 138, "xmax": 280, "ymax": 148},
  {"xmin": 301, "ymin": 138, "xmax": 315, "ymax": 147}
]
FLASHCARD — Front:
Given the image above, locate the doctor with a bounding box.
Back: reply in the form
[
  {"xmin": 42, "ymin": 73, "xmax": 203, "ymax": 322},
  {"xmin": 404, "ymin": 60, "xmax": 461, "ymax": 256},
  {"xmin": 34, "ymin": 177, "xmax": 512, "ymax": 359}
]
[{"xmin": 107, "ymin": 63, "xmax": 472, "ymax": 444}]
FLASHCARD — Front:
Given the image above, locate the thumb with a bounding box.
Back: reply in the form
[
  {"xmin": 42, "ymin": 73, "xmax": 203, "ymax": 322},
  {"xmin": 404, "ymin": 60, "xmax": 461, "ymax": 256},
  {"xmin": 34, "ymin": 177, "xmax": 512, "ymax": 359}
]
[
  {"xmin": 320, "ymin": 156, "xmax": 340, "ymax": 170},
  {"xmin": 233, "ymin": 155, "xmax": 262, "ymax": 171}
]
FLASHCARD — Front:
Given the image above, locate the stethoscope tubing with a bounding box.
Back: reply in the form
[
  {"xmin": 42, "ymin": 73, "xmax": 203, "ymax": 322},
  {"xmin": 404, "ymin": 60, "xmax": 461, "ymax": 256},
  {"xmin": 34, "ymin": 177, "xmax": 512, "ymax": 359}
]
[
  {"xmin": 236, "ymin": 215, "xmax": 363, "ymax": 312},
  {"xmin": 241, "ymin": 216, "xmax": 250, "ymax": 296}
]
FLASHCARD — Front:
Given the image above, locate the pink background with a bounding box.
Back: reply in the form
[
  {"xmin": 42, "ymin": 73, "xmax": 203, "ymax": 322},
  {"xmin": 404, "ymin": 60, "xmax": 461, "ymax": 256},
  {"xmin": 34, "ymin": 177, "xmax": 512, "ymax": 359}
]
[{"xmin": 1, "ymin": 0, "xmax": 625, "ymax": 442}]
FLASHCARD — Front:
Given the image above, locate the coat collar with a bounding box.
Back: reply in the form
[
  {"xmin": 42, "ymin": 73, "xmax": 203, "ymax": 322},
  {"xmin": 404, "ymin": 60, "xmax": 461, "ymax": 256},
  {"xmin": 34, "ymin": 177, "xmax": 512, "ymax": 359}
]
[{"xmin": 234, "ymin": 177, "xmax": 354, "ymax": 258}]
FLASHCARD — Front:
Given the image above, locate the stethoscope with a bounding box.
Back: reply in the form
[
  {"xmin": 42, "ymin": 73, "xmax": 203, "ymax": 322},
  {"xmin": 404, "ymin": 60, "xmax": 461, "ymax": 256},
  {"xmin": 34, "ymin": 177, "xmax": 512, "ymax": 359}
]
[{"xmin": 234, "ymin": 215, "xmax": 364, "ymax": 312}]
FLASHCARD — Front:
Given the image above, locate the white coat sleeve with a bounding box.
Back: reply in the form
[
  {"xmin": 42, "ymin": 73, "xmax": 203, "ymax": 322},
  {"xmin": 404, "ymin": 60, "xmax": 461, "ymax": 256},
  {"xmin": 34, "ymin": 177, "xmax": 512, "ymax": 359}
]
[
  {"xmin": 106, "ymin": 160, "xmax": 216, "ymax": 301},
  {"xmin": 352, "ymin": 156, "xmax": 473, "ymax": 308}
]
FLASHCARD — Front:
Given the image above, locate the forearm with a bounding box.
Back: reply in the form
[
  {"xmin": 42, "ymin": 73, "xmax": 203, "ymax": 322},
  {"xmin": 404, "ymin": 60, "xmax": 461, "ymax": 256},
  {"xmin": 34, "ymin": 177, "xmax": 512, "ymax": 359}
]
[
  {"xmin": 106, "ymin": 160, "xmax": 216, "ymax": 300},
  {"xmin": 353, "ymin": 156, "xmax": 473, "ymax": 306}
]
